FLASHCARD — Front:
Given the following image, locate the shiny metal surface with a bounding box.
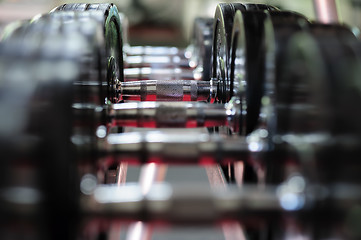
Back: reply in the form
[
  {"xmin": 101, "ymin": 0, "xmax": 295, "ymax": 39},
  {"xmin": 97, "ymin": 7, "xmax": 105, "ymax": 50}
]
[
  {"xmin": 313, "ymin": 0, "xmax": 339, "ymax": 23},
  {"xmin": 110, "ymin": 102, "xmax": 230, "ymax": 128},
  {"xmin": 120, "ymin": 80, "xmax": 211, "ymax": 101},
  {"xmin": 1, "ymin": 1, "xmax": 361, "ymax": 240}
]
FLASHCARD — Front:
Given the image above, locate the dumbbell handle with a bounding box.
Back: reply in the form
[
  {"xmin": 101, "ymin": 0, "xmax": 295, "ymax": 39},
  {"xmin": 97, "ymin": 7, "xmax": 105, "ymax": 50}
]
[
  {"xmin": 81, "ymin": 182, "xmax": 361, "ymax": 223},
  {"xmin": 109, "ymin": 101, "xmax": 238, "ymax": 129},
  {"xmin": 96, "ymin": 131, "xmax": 266, "ymax": 164},
  {"xmin": 124, "ymin": 67, "xmax": 198, "ymax": 81},
  {"xmin": 120, "ymin": 80, "xmax": 213, "ymax": 101},
  {"xmin": 125, "ymin": 46, "xmax": 186, "ymax": 56},
  {"xmin": 125, "ymin": 55, "xmax": 190, "ymax": 68},
  {"xmin": 83, "ymin": 183, "xmax": 281, "ymax": 223}
]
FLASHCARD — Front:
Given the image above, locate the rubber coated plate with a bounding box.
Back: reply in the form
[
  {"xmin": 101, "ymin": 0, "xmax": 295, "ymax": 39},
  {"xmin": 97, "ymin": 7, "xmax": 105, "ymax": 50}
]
[
  {"xmin": 53, "ymin": 3, "xmax": 124, "ymax": 103},
  {"xmin": 0, "ymin": 14, "xmax": 96, "ymax": 240}
]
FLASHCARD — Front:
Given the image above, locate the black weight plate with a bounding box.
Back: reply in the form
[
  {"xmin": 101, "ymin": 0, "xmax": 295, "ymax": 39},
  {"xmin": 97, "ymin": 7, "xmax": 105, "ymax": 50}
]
[
  {"xmin": 229, "ymin": 10, "xmax": 308, "ymax": 135},
  {"xmin": 307, "ymin": 24, "xmax": 361, "ymax": 184},
  {"xmin": 248, "ymin": 11, "xmax": 311, "ymax": 185},
  {"xmin": 217, "ymin": 6, "xmax": 279, "ymax": 187},
  {"xmin": 229, "ymin": 11, "xmax": 247, "ymax": 135},
  {"xmin": 48, "ymin": 12, "xmax": 106, "ymax": 106},
  {"xmin": 212, "ymin": 3, "xmax": 279, "ymax": 105},
  {"xmin": 48, "ymin": 11, "xmax": 109, "ymax": 135},
  {"xmin": 263, "ymin": 11, "xmax": 310, "ymax": 136},
  {"xmin": 0, "ymin": 20, "xmax": 79, "ymax": 240},
  {"xmin": 279, "ymin": 25, "xmax": 361, "ymax": 238},
  {"xmin": 191, "ymin": 17, "xmax": 213, "ymax": 81},
  {"xmin": 0, "ymin": 14, "xmax": 106, "ymax": 240},
  {"xmin": 53, "ymin": 3, "xmax": 124, "ymax": 103},
  {"xmin": 243, "ymin": 3, "xmax": 280, "ymax": 11},
  {"xmin": 308, "ymin": 23, "xmax": 358, "ymax": 135},
  {"xmin": 212, "ymin": 3, "xmax": 246, "ymax": 104},
  {"xmin": 35, "ymin": 12, "xmax": 109, "ymax": 152},
  {"xmin": 278, "ymin": 31, "xmax": 329, "ymax": 135},
  {"xmin": 230, "ymin": 10, "xmax": 270, "ymax": 135}
]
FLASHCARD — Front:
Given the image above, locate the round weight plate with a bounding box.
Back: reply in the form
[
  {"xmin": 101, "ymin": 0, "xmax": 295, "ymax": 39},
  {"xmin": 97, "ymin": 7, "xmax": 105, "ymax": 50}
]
[
  {"xmin": 190, "ymin": 17, "xmax": 213, "ymax": 81},
  {"xmin": 260, "ymin": 11, "xmax": 310, "ymax": 138},
  {"xmin": 230, "ymin": 10, "xmax": 270, "ymax": 135},
  {"xmin": 213, "ymin": 4, "xmax": 279, "ymax": 184},
  {"xmin": 243, "ymin": 3, "xmax": 280, "ymax": 11},
  {"xmin": 212, "ymin": 3, "xmax": 279, "ymax": 105},
  {"xmin": 0, "ymin": 19, "xmax": 79, "ymax": 240},
  {"xmin": 278, "ymin": 25, "xmax": 361, "ymax": 239},
  {"xmin": 228, "ymin": 9, "xmax": 283, "ymax": 239},
  {"xmin": 213, "ymin": 2, "xmax": 244, "ymax": 182},
  {"xmin": 48, "ymin": 12, "xmax": 106, "ymax": 106},
  {"xmin": 309, "ymin": 23, "xmax": 359, "ymax": 133},
  {"xmin": 53, "ymin": 3, "xmax": 124, "ymax": 103},
  {"xmin": 229, "ymin": 11, "xmax": 247, "ymax": 135},
  {"xmin": 307, "ymin": 23, "xmax": 361, "ymax": 184},
  {"xmin": 48, "ymin": 11, "xmax": 109, "ymax": 134},
  {"xmin": 0, "ymin": 14, "xmax": 107, "ymax": 239},
  {"xmin": 241, "ymin": 11, "xmax": 310, "ymax": 185},
  {"xmin": 278, "ymin": 31, "xmax": 328, "ymax": 135},
  {"xmin": 212, "ymin": 3, "xmax": 246, "ymax": 104}
]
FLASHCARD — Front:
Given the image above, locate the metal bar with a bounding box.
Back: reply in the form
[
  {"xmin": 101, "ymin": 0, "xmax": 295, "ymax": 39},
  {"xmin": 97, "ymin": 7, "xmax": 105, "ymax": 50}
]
[
  {"xmin": 98, "ymin": 132, "xmax": 259, "ymax": 164},
  {"xmin": 125, "ymin": 55, "xmax": 191, "ymax": 68},
  {"xmin": 120, "ymin": 80, "xmax": 211, "ymax": 101},
  {"xmin": 313, "ymin": 0, "xmax": 339, "ymax": 23},
  {"xmin": 82, "ymin": 182, "xmax": 361, "ymax": 222},
  {"xmin": 124, "ymin": 67, "xmax": 197, "ymax": 80},
  {"xmin": 83, "ymin": 183, "xmax": 282, "ymax": 223},
  {"xmin": 110, "ymin": 102, "xmax": 228, "ymax": 128},
  {"xmin": 3, "ymin": 183, "xmax": 361, "ymax": 222},
  {"xmin": 125, "ymin": 46, "xmax": 186, "ymax": 57}
]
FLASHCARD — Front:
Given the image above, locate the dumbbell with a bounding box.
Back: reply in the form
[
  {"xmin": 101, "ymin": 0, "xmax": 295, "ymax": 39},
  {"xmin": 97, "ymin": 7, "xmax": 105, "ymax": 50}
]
[
  {"xmin": 51, "ymin": 3, "xmax": 212, "ymax": 102},
  {"xmin": 50, "ymin": 3, "xmax": 278, "ymax": 107},
  {"xmin": 51, "ymin": 3, "xmax": 124, "ymax": 104},
  {"xmin": 207, "ymin": 3, "xmax": 280, "ymax": 186},
  {"xmin": 71, "ymin": 3, "xmax": 288, "ymax": 166},
  {"xmin": 2, "ymin": 3, "xmax": 361, "ymax": 240},
  {"xmin": 211, "ymin": 3, "xmax": 279, "ymax": 105},
  {"xmin": 63, "ymin": 3, "xmax": 279, "ymax": 134},
  {"xmin": 47, "ymin": 5, "xmax": 232, "ymax": 151},
  {"xmin": 116, "ymin": 16, "xmax": 217, "ymax": 101}
]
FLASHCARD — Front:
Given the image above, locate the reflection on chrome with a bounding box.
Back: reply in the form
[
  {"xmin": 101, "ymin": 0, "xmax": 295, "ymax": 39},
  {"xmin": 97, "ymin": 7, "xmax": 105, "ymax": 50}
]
[{"xmin": 277, "ymin": 175, "xmax": 306, "ymax": 211}]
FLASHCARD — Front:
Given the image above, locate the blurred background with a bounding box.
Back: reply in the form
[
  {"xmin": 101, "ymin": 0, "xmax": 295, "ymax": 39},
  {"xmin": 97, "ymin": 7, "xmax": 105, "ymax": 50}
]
[{"xmin": 0, "ymin": 0, "xmax": 360, "ymax": 45}]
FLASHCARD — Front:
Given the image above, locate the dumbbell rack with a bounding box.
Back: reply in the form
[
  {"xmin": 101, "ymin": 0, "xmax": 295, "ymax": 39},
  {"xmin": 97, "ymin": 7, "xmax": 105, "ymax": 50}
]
[{"xmin": 1, "ymin": 1, "xmax": 361, "ymax": 240}]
